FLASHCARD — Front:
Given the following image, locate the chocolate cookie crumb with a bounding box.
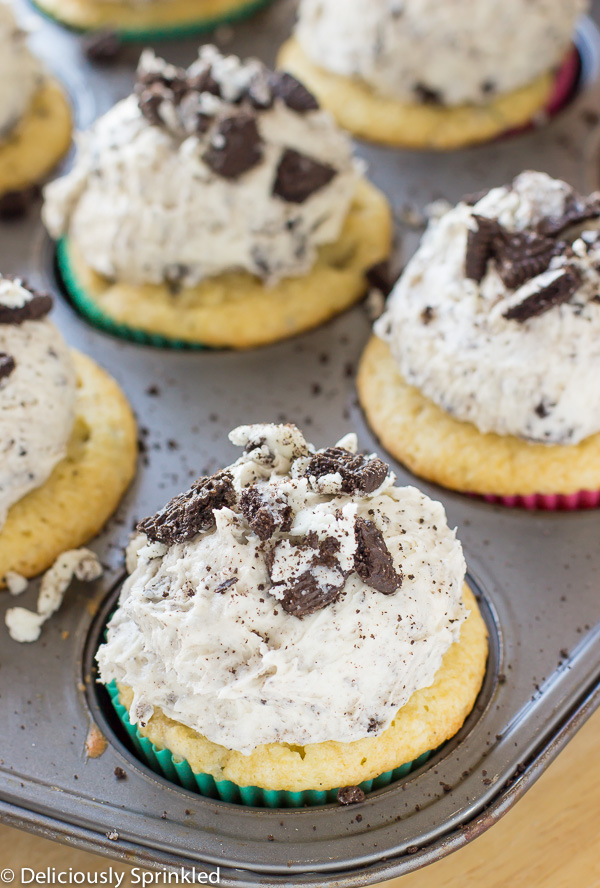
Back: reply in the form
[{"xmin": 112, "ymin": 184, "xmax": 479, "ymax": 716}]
[
  {"xmin": 273, "ymin": 149, "xmax": 336, "ymax": 204},
  {"xmin": 0, "ymin": 352, "xmax": 16, "ymax": 380},
  {"xmin": 113, "ymin": 766, "xmax": 127, "ymax": 780},
  {"xmin": 354, "ymin": 517, "xmax": 402, "ymax": 595},
  {"xmin": 215, "ymin": 577, "xmax": 238, "ymax": 593},
  {"xmin": 0, "ymin": 289, "xmax": 53, "ymax": 325},
  {"xmin": 138, "ymin": 470, "xmax": 236, "ymax": 545},
  {"xmin": 337, "ymin": 786, "xmax": 366, "ymax": 806},
  {"xmin": 267, "ymin": 534, "xmax": 347, "ymax": 618},
  {"xmin": 538, "ymin": 192, "xmax": 600, "ymax": 237},
  {"xmin": 503, "ymin": 266, "xmax": 581, "ymax": 322},
  {"xmin": 83, "ymin": 30, "xmax": 122, "ymax": 64},
  {"xmin": 492, "ymin": 229, "xmax": 561, "ymax": 290},
  {"xmin": 413, "ymin": 83, "xmax": 443, "ymax": 105},
  {"xmin": 270, "ymin": 72, "xmax": 319, "ymax": 112},
  {"xmin": 465, "ymin": 215, "xmax": 501, "ymax": 282},
  {"xmin": 304, "ymin": 447, "xmax": 389, "ymax": 495},
  {"xmin": 240, "ymin": 486, "xmax": 293, "ymax": 541},
  {"xmin": 461, "ymin": 188, "xmax": 491, "ymax": 208},
  {"xmin": 203, "ymin": 113, "xmax": 263, "ymax": 180},
  {"xmin": 366, "ymin": 260, "xmax": 396, "ymax": 296}
]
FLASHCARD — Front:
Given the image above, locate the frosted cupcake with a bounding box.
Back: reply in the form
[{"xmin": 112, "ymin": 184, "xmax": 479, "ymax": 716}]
[
  {"xmin": 0, "ymin": 277, "xmax": 137, "ymax": 584},
  {"xmin": 0, "ymin": 2, "xmax": 71, "ymax": 203},
  {"xmin": 358, "ymin": 171, "xmax": 600, "ymax": 508},
  {"xmin": 31, "ymin": 0, "xmax": 272, "ymax": 40},
  {"xmin": 43, "ymin": 47, "xmax": 391, "ymax": 349},
  {"xmin": 97, "ymin": 423, "xmax": 488, "ymax": 803},
  {"xmin": 278, "ymin": 0, "xmax": 586, "ymax": 149}
]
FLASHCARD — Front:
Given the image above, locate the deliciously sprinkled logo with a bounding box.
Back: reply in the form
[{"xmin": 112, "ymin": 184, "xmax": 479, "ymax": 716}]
[{"xmin": 17, "ymin": 868, "xmax": 220, "ymax": 885}]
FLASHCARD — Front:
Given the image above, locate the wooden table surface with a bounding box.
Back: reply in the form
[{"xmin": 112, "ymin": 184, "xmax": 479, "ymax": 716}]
[{"xmin": 2, "ymin": 707, "xmax": 599, "ymax": 888}]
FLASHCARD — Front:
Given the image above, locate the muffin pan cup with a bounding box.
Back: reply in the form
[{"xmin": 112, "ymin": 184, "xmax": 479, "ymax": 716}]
[{"xmin": 2, "ymin": 1, "xmax": 600, "ymax": 884}]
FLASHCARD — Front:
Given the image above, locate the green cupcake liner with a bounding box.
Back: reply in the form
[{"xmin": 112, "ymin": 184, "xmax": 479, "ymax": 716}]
[
  {"xmin": 31, "ymin": 0, "xmax": 274, "ymax": 41},
  {"xmin": 106, "ymin": 680, "xmax": 432, "ymax": 808},
  {"xmin": 56, "ymin": 238, "xmax": 207, "ymax": 350}
]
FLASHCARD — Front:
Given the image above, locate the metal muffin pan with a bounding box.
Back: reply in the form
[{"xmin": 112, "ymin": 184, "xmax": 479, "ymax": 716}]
[{"xmin": 2, "ymin": 0, "xmax": 600, "ymax": 883}]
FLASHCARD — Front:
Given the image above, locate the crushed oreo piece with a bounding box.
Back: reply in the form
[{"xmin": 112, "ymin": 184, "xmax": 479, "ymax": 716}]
[
  {"xmin": 240, "ymin": 486, "xmax": 293, "ymax": 541},
  {"xmin": 0, "ymin": 352, "xmax": 16, "ymax": 380},
  {"xmin": 83, "ymin": 30, "xmax": 122, "ymax": 64},
  {"xmin": 215, "ymin": 577, "xmax": 238, "ymax": 593},
  {"xmin": 337, "ymin": 786, "xmax": 366, "ymax": 806},
  {"xmin": 113, "ymin": 766, "xmax": 127, "ymax": 780},
  {"xmin": 503, "ymin": 266, "xmax": 582, "ymax": 322},
  {"xmin": 0, "ymin": 186, "xmax": 39, "ymax": 221},
  {"xmin": 420, "ymin": 306, "xmax": 435, "ymax": 324},
  {"xmin": 245, "ymin": 69, "xmax": 274, "ymax": 110},
  {"xmin": 203, "ymin": 113, "xmax": 263, "ymax": 179},
  {"xmin": 187, "ymin": 64, "xmax": 221, "ymax": 98},
  {"xmin": 538, "ymin": 193, "xmax": 600, "ymax": 237},
  {"xmin": 270, "ymin": 72, "xmax": 319, "ymax": 112},
  {"xmin": 304, "ymin": 447, "xmax": 389, "ymax": 495},
  {"xmin": 413, "ymin": 83, "xmax": 443, "ymax": 105},
  {"xmin": 492, "ymin": 229, "xmax": 561, "ymax": 290},
  {"xmin": 354, "ymin": 517, "xmax": 402, "ymax": 595},
  {"xmin": 137, "ymin": 471, "xmax": 236, "ymax": 545},
  {"xmin": 465, "ymin": 215, "xmax": 501, "ymax": 282},
  {"xmin": 267, "ymin": 534, "xmax": 347, "ymax": 618},
  {"xmin": 0, "ymin": 289, "xmax": 53, "ymax": 325},
  {"xmin": 366, "ymin": 260, "xmax": 396, "ymax": 296},
  {"xmin": 461, "ymin": 188, "xmax": 491, "ymax": 208},
  {"xmin": 273, "ymin": 149, "xmax": 336, "ymax": 204}
]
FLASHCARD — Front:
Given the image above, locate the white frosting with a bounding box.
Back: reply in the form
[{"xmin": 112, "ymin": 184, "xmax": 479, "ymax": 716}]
[
  {"xmin": 43, "ymin": 46, "xmax": 359, "ymax": 287},
  {"xmin": 295, "ymin": 0, "xmax": 587, "ymax": 106},
  {"xmin": 376, "ymin": 171, "xmax": 600, "ymax": 445},
  {"xmin": 5, "ymin": 548, "xmax": 102, "ymax": 642},
  {"xmin": 0, "ymin": 279, "xmax": 76, "ymax": 529},
  {"xmin": 0, "ymin": 2, "xmax": 43, "ymax": 138},
  {"xmin": 97, "ymin": 423, "xmax": 467, "ymax": 755}
]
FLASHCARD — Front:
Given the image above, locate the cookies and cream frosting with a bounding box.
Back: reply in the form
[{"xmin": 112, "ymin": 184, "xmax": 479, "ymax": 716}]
[
  {"xmin": 0, "ymin": 278, "xmax": 76, "ymax": 530},
  {"xmin": 294, "ymin": 0, "xmax": 587, "ymax": 106},
  {"xmin": 97, "ymin": 423, "xmax": 467, "ymax": 754},
  {"xmin": 0, "ymin": 2, "xmax": 44, "ymax": 139},
  {"xmin": 376, "ymin": 171, "xmax": 600, "ymax": 446},
  {"xmin": 43, "ymin": 46, "xmax": 359, "ymax": 288}
]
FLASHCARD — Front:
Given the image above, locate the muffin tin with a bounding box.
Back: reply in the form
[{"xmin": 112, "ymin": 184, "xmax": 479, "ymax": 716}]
[{"xmin": 2, "ymin": 0, "xmax": 600, "ymax": 883}]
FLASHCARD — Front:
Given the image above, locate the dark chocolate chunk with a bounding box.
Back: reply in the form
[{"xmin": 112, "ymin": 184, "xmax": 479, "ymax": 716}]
[
  {"xmin": 337, "ymin": 786, "xmax": 366, "ymax": 806},
  {"xmin": 240, "ymin": 486, "xmax": 293, "ymax": 541},
  {"xmin": 0, "ymin": 186, "xmax": 39, "ymax": 221},
  {"xmin": 503, "ymin": 266, "xmax": 582, "ymax": 322},
  {"xmin": 304, "ymin": 447, "xmax": 389, "ymax": 495},
  {"xmin": 83, "ymin": 30, "xmax": 122, "ymax": 64},
  {"xmin": 366, "ymin": 260, "xmax": 396, "ymax": 296},
  {"xmin": 270, "ymin": 71, "xmax": 319, "ymax": 112},
  {"xmin": 413, "ymin": 83, "xmax": 443, "ymax": 105},
  {"xmin": 0, "ymin": 289, "xmax": 53, "ymax": 325},
  {"xmin": 492, "ymin": 229, "xmax": 561, "ymax": 290},
  {"xmin": 203, "ymin": 113, "xmax": 263, "ymax": 179},
  {"xmin": 0, "ymin": 352, "xmax": 16, "ymax": 380},
  {"xmin": 273, "ymin": 149, "xmax": 336, "ymax": 204},
  {"xmin": 538, "ymin": 193, "xmax": 600, "ymax": 237},
  {"xmin": 267, "ymin": 534, "xmax": 347, "ymax": 618},
  {"xmin": 137, "ymin": 471, "xmax": 236, "ymax": 545},
  {"xmin": 354, "ymin": 517, "xmax": 402, "ymax": 595},
  {"xmin": 465, "ymin": 215, "xmax": 501, "ymax": 283}
]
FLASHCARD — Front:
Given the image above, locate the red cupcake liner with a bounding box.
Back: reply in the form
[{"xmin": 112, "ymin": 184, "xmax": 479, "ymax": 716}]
[{"xmin": 479, "ymin": 490, "xmax": 600, "ymax": 511}]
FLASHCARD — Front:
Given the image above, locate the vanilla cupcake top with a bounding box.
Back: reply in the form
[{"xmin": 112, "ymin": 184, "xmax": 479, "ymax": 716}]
[
  {"xmin": 43, "ymin": 46, "xmax": 359, "ymax": 288},
  {"xmin": 295, "ymin": 0, "xmax": 586, "ymax": 106},
  {"xmin": 0, "ymin": 3, "xmax": 43, "ymax": 138},
  {"xmin": 97, "ymin": 423, "xmax": 467, "ymax": 754},
  {"xmin": 376, "ymin": 171, "xmax": 600, "ymax": 446},
  {"xmin": 0, "ymin": 278, "xmax": 76, "ymax": 530}
]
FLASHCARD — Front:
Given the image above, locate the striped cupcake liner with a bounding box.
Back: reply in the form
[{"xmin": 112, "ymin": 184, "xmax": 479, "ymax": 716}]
[
  {"xmin": 32, "ymin": 0, "xmax": 274, "ymax": 41},
  {"xmin": 479, "ymin": 489, "xmax": 600, "ymax": 511},
  {"xmin": 56, "ymin": 238, "xmax": 208, "ymax": 350},
  {"xmin": 106, "ymin": 681, "xmax": 432, "ymax": 808}
]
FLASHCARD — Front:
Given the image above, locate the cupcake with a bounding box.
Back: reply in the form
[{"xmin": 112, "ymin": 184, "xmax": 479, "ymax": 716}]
[
  {"xmin": 278, "ymin": 0, "xmax": 586, "ymax": 150},
  {"xmin": 97, "ymin": 423, "xmax": 488, "ymax": 803},
  {"xmin": 0, "ymin": 2, "xmax": 71, "ymax": 203},
  {"xmin": 43, "ymin": 46, "xmax": 391, "ymax": 349},
  {"xmin": 358, "ymin": 171, "xmax": 600, "ymax": 509},
  {"xmin": 32, "ymin": 0, "xmax": 272, "ymax": 39},
  {"xmin": 0, "ymin": 276, "xmax": 137, "ymax": 584}
]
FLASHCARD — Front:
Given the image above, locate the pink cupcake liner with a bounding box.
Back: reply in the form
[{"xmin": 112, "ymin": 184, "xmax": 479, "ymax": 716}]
[{"xmin": 478, "ymin": 490, "xmax": 600, "ymax": 511}]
